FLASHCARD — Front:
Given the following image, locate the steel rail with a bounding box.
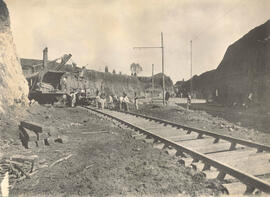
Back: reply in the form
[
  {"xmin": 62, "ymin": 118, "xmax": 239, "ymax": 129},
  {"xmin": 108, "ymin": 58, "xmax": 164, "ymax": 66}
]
[
  {"xmin": 83, "ymin": 106, "xmax": 270, "ymax": 194},
  {"xmin": 120, "ymin": 110, "xmax": 270, "ymax": 153}
]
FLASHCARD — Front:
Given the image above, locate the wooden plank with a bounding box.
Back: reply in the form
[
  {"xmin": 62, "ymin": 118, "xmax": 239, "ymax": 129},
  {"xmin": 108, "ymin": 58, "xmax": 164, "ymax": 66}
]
[
  {"xmin": 20, "ymin": 121, "xmax": 43, "ymax": 133},
  {"xmin": 223, "ymin": 179, "xmax": 270, "ymax": 196},
  {"xmin": 19, "ymin": 126, "xmax": 38, "ymax": 142},
  {"xmin": 221, "ymin": 153, "xmax": 270, "ymax": 176},
  {"xmin": 172, "ymin": 133, "xmax": 207, "ymax": 141},
  {"xmin": 206, "ymin": 148, "xmax": 256, "ymax": 162},
  {"xmin": 206, "ymin": 150, "xmax": 270, "ymax": 176},
  {"xmin": 145, "ymin": 127, "xmax": 187, "ymax": 138}
]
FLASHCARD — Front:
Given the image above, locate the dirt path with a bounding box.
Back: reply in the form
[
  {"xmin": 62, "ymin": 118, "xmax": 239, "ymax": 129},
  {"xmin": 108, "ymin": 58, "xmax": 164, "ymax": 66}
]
[{"xmin": 1, "ymin": 105, "xmax": 222, "ymax": 196}]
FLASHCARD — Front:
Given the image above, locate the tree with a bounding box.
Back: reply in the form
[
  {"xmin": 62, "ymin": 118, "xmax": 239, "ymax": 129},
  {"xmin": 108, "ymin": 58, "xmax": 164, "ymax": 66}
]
[
  {"xmin": 105, "ymin": 66, "xmax": 109, "ymax": 73},
  {"xmin": 112, "ymin": 69, "xmax": 116, "ymax": 74},
  {"xmin": 130, "ymin": 63, "xmax": 143, "ymax": 76}
]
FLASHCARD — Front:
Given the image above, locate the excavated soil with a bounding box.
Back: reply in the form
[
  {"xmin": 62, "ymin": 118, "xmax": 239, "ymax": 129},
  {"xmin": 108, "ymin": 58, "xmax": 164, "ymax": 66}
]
[{"xmin": 0, "ymin": 104, "xmax": 223, "ymax": 197}]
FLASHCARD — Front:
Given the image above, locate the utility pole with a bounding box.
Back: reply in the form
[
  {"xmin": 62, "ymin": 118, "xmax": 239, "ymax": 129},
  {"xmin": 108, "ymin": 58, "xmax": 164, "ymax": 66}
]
[
  {"xmin": 152, "ymin": 64, "xmax": 154, "ymax": 89},
  {"xmin": 190, "ymin": 40, "xmax": 193, "ymax": 97},
  {"xmin": 152, "ymin": 64, "xmax": 154, "ymax": 96},
  {"xmin": 161, "ymin": 32, "xmax": 165, "ymax": 105},
  {"xmin": 133, "ymin": 32, "xmax": 165, "ymax": 105}
]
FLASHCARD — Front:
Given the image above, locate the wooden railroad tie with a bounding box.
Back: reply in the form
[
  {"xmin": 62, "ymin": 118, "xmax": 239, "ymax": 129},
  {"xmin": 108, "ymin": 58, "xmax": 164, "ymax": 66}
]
[
  {"xmin": 18, "ymin": 121, "xmax": 68, "ymax": 149},
  {"xmin": 18, "ymin": 121, "xmax": 49, "ymax": 149}
]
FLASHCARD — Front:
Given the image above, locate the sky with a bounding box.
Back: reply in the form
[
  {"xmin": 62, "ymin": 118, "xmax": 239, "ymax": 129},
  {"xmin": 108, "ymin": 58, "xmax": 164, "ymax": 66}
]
[{"xmin": 5, "ymin": 0, "xmax": 270, "ymax": 83}]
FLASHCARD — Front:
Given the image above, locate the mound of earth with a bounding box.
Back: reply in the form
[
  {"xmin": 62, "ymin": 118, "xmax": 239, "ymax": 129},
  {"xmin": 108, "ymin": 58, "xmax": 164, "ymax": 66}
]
[{"xmin": 179, "ymin": 20, "xmax": 270, "ymax": 110}]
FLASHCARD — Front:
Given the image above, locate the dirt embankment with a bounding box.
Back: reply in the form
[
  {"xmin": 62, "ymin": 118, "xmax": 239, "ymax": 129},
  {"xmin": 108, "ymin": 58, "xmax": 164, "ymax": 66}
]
[
  {"xmin": 179, "ymin": 20, "xmax": 270, "ymax": 110},
  {"xmin": 60, "ymin": 68, "xmax": 175, "ymax": 98},
  {"xmin": 0, "ymin": 0, "xmax": 29, "ymax": 113},
  {"xmin": 63, "ymin": 70, "xmax": 144, "ymax": 97},
  {"xmin": 1, "ymin": 105, "xmax": 222, "ymax": 197}
]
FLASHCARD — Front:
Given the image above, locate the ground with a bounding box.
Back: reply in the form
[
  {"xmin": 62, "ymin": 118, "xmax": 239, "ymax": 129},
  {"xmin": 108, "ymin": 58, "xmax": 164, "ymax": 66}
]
[
  {"xmin": 0, "ymin": 104, "xmax": 222, "ymax": 197},
  {"xmin": 134, "ymin": 99, "xmax": 270, "ymax": 145},
  {"xmin": 176, "ymin": 102, "xmax": 270, "ymax": 134}
]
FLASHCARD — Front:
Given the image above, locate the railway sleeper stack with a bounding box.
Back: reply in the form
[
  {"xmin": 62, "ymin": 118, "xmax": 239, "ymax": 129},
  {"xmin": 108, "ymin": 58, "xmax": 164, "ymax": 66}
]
[
  {"xmin": 82, "ymin": 106, "xmax": 270, "ymax": 196},
  {"xmin": 18, "ymin": 121, "xmax": 67, "ymax": 149}
]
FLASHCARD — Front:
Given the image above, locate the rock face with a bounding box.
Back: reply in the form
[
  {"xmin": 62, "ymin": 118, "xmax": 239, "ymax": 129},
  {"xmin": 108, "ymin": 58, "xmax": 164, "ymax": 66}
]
[
  {"xmin": 0, "ymin": 0, "xmax": 29, "ymax": 113},
  {"xmin": 179, "ymin": 20, "xmax": 270, "ymax": 107},
  {"xmin": 215, "ymin": 20, "xmax": 270, "ymax": 105},
  {"xmin": 63, "ymin": 70, "xmax": 145, "ymax": 97}
]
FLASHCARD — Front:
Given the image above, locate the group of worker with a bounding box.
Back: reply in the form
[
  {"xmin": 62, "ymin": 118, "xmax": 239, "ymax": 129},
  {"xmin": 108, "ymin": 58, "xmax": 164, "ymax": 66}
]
[
  {"xmin": 95, "ymin": 91, "xmax": 139, "ymax": 111},
  {"xmin": 65, "ymin": 89, "xmax": 193, "ymax": 111},
  {"xmin": 63, "ymin": 91, "xmax": 78, "ymax": 107}
]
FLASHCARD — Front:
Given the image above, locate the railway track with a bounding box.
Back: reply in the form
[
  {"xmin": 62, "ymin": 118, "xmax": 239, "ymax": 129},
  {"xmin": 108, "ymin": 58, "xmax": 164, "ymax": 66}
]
[{"xmin": 81, "ymin": 106, "xmax": 270, "ymax": 195}]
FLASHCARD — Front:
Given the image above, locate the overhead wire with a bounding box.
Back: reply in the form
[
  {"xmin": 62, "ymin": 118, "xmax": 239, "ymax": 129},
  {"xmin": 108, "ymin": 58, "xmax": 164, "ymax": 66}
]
[{"xmin": 192, "ymin": 0, "xmax": 246, "ymax": 41}]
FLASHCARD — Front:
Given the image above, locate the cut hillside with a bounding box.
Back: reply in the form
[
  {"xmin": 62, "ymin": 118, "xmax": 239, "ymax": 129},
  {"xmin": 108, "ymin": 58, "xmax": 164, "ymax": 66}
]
[
  {"xmin": 21, "ymin": 55, "xmax": 174, "ymax": 98},
  {"xmin": 63, "ymin": 69, "xmax": 145, "ymax": 97},
  {"xmin": 178, "ymin": 19, "xmax": 270, "ymax": 109},
  {"xmin": 21, "ymin": 54, "xmax": 145, "ymax": 97},
  {"xmin": 138, "ymin": 73, "xmax": 174, "ymax": 95},
  {"xmin": 61, "ymin": 69, "xmax": 175, "ymax": 98},
  {"xmin": 180, "ymin": 70, "xmax": 216, "ymax": 99},
  {"xmin": 215, "ymin": 19, "xmax": 270, "ymax": 106},
  {"xmin": 0, "ymin": 0, "xmax": 29, "ymax": 113}
]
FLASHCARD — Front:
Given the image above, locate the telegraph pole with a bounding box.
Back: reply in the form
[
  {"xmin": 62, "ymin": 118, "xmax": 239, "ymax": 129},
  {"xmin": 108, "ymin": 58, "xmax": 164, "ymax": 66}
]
[
  {"xmin": 161, "ymin": 32, "xmax": 165, "ymax": 105},
  {"xmin": 152, "ymin": 64, "xmax": 154, "ymax": 96},
  {"xmin": 133, "ymin": 32, "xmax": 165, "ymax": 105},
  {"xmin": 190, "ymin": 40, "xmax": 193, "ymax": 97}
]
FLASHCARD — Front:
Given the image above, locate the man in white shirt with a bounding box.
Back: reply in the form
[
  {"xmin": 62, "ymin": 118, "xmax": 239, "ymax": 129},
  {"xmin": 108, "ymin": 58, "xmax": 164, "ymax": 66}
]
[
  {"xmin": 119, "ymin": 96, "xmax": 123, "ymax": 110},
  {"xmin": 122, "ymin": 93, "xmax": 130, "ymax": 111}
]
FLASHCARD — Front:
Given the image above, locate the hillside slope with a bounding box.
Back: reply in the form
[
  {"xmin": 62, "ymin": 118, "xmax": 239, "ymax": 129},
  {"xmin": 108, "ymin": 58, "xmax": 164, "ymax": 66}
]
[
  {"xmin": 215, "ymin": 20, "xmax": 270, "ymax": 105},
  {"xmin": 178, "ymin": 20, "xmax": 270, "ymax": 108},
  {"xmin": 63, "ymin": 69, "xmax": 145, "ymax": 97}
]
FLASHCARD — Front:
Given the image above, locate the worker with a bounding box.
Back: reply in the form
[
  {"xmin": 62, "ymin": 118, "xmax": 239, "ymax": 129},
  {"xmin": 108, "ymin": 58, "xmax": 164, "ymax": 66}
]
[
  {"xmin": 134, "ymin": 92, "xmax": 139, "ymax": 110},
  {"xmin": 61, "ymin": 76, "xmax": 67, "ymax": 91},
  {"xmin": 113, "ymin": 95, "xmax": 119, "ymax": 110},
  {"xmin": 70, "ymin": 91, "xmax": 76, "ymax": 107},
  {"xmin": 95, "ymin": 90, "xmax": 100, "ymax": 108},
  {"xmin": 187, "ymin": 93, "xmax": 191, "ymax": 110},
  {"xmin": 165, "ymin": 91, "xmax": 170, "ymax": 105},
  {"xmin": 100, "ymin": 92, "xmax": 106, "ymax": 110},
  {"xmin": 62, "ymin": 94, "xmax": 67, "ymax": 106},
  {"xmin": 122, "ymin": 92, "xmax": 130, "ymax": 111},
  {"xmin": 246, "ymin": 92, "xmax": 253, "ymax": 109},
  {"xmin": 119, "ymin": 95, "xmax": 124, "ymax": 110},
  {"xmin": 107, "ymin": 94, "xmax": 113, "ymax": 109}
]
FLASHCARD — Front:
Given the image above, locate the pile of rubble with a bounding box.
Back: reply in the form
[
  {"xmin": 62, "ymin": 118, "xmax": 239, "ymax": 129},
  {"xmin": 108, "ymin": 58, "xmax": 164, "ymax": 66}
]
[{"xmin": 18, "ymin": 121, "xmax": 68, "ymax": 149}]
